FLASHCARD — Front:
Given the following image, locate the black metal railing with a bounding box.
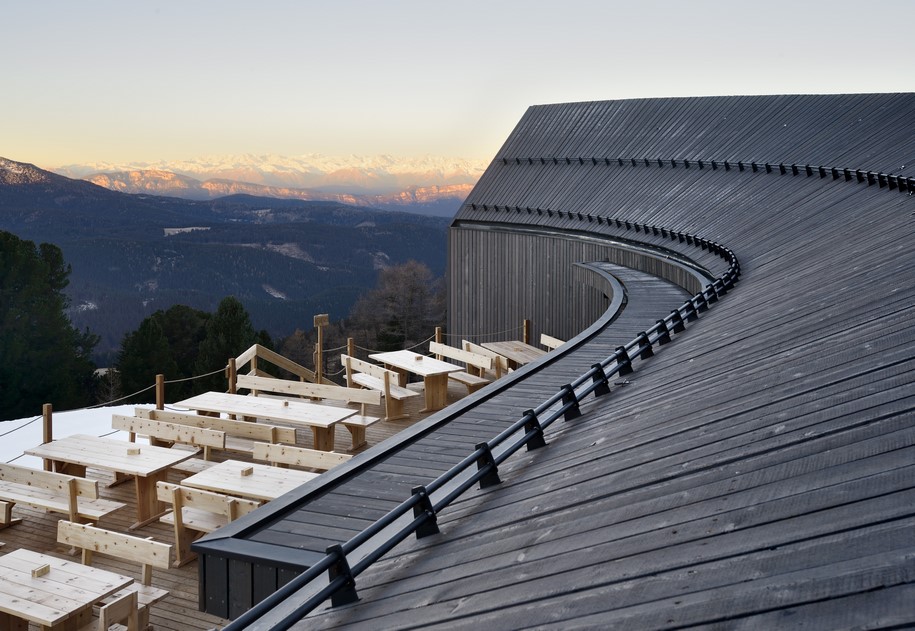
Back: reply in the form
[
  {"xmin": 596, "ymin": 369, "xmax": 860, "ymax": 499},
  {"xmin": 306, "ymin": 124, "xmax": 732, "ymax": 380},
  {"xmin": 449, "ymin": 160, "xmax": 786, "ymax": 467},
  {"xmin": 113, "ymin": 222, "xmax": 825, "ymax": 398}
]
[
  {"xmin": 493, "ymin": 154, "xmax": 914, "ymax": 196},
  {"xmin": 223, "ymin": 221, "xmax": 739, "ymax": 630}
]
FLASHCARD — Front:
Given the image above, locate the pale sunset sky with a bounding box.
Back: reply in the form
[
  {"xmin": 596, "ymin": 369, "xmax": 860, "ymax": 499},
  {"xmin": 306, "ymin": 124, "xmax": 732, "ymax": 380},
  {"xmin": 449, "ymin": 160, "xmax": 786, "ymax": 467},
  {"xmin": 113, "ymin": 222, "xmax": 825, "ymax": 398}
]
[{"xmin": 2, "ymin": 0, "xmax": 912, "ymax": 170}]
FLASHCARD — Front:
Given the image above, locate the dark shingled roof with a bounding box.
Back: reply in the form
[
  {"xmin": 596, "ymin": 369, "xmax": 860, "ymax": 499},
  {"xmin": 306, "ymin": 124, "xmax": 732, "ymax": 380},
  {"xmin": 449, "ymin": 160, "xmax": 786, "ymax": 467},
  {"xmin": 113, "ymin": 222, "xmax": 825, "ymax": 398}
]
[{"xmin": 213, "ymin": 94, "xmax": 915, "ymax": 630}]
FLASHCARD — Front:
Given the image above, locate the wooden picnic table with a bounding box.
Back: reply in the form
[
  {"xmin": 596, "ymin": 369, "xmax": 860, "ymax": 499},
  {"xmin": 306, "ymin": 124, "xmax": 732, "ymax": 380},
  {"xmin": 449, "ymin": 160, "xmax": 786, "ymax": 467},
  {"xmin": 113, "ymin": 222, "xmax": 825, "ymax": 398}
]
[
  {"xmin": 369, "ymin": 349, "xmax": 463, "ymax": 412},
  {"xmin": 0, "ymin": 548, "xmax": 134, "ymax": 630},
  {"xmin": 174, "ymin": 391, "xmax": 358, "ymax": 451},
  {"xmin": 180, "ymin": 459, "xmax": 319, "ymax": 502},
  {"xmin": 24, "ymin": 434, "xmax": 195, "ymax": 530},
  {"xmin": 482, "ymin": 340, "xmax": 548, "ymax": 369}
]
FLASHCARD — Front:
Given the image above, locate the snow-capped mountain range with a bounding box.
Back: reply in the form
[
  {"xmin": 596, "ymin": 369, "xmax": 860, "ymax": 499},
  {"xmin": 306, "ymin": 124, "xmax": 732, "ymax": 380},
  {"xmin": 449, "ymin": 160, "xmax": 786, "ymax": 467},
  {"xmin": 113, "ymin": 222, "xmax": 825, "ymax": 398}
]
[{"xmin": 53, "ymin": 153, "xmax": 487, "ymax": 216}]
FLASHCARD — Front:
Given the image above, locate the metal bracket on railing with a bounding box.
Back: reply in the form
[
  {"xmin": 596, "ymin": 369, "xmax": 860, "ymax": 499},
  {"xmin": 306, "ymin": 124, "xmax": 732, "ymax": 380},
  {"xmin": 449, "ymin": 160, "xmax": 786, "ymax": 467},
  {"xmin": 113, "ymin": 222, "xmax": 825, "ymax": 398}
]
[
  {"xmin": 522, "ymin": 409, "xmax": 547, "ymax": 450},
  {"xmin": 411, "ymin": 486, "xmax": 440, "ymax": 538},
  {"xmin": 670, "ymin": 309, "xmax": 686, "ymax": 333},
  {"xmin": 475, "ymin": 443, "xmax": 502, "ymax": 488},
  {"xmin": 326, "ymin": 544, "xmax": 359, "ymax": 607},
  {"xmin": 590, "ymin": 363, "xmax": 611, "ymax": 397},
  {"xmin": 560, "ymin": 384, "xmax": 581, "ymax": 421},
  {"xmin": 695, "ymin": 293, "xmax": 709, "ymax": 313},
  {"xmin": 705, "ymin": 283, "xmax": 718, "ymax": 304},
  {"xmin": 635, "ymin": 332, "xmax": 654, "ymax": 359},
  {"xmin": 615, "ymin": 346, "xmax": 634, "ymax": 375},
  {"xmin": 655, "ymin": 320, "xmax": 671, "ymax": 345}
]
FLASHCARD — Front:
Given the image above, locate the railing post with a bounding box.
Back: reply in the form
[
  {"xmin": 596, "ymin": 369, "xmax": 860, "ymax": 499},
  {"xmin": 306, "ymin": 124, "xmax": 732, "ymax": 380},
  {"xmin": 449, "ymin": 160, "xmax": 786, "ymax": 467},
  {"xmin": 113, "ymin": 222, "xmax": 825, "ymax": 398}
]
[
  {"xmin": 227, "ymin": 358, "xmax": 237, "ymax": 394},
  {"xmin": 635, "ymin": 332, "xmax": 654, "ymax": 359},
  {"xmin": 684, "ymin": 300, "xmax": 699, "ymax": 321},
  {"xmin": 42, "ymin": 404, "xmax": 52, "ymax": 471},
  {"xmin": 474, "ymin": 443, "xmax": 502, "ymax": 489},
  {"xmin": 155, "ymin": 374, "xmax": 165, "ymax": 410},
  {"xmin": 670, "ymin": 309, "xmax": 686, "ymax": 333},
  {"xmin": 435, "ymin": 326, "xmax": 443, "ymax": 345},
  {"xmin": 705, "ymin": 283, "xmax": 719, "ymax": 304},
  {"xmin": 615, "ymin": 346, "xmax": 634, "ymax": 376},
  {"xmin": 411, "ymin": 486, "xmax": 440, "ymax": 538},
  {"xmin": 655, "ymin": 320, "xmax": 671, "ymax": 345},
  {"xmin": 560, "ymin": 384, "xmax": 581, "ymax": 421},
  {"xmin": 523, "ymin": 319, "xmax": 531, "ymax": 345},
  {"xmin": 347, "ymin": 337, "xmax": 355, "ymax": 357},
  {"xmin": 522, "ymin": 410, "xmax": 547, "ymax": 450},
  {"xmin": 695, "ymin": 293, "xmax": 709, "ymax": 313},
  {"xmin": 325, "ymin": 544, "xmax": 359, "ymax": 607},
  {"xmin": 590, "ymin": 363, "xmax": 611, "ymax": 397},
  {"xmin": 314, "ymin": 314, "xmax": 329, "ymax": 384}
]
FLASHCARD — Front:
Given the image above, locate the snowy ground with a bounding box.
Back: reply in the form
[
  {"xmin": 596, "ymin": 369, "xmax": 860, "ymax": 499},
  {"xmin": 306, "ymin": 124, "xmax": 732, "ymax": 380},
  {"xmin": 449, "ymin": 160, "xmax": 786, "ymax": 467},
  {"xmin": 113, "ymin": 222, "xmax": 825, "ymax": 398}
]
[{"xmin": 1, "ymin": 404, "xmax": 155, "ymax": 468}]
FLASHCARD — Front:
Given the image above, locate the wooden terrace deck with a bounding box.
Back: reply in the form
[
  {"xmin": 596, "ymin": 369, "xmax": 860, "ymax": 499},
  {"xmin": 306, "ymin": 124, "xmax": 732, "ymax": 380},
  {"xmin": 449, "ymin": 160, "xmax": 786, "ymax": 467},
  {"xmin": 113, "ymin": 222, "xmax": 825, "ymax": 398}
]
[{"xmin": 0, "ymin": 381, "xmax": 459, "ymax": 630}]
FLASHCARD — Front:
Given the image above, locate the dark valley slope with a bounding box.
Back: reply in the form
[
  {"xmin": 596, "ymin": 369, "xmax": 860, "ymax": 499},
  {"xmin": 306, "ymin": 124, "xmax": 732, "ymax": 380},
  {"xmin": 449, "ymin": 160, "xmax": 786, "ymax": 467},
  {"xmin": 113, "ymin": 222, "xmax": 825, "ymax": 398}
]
[{"xmin": 0, "ymin": 158, "xmax": 449, "ymax": 363}]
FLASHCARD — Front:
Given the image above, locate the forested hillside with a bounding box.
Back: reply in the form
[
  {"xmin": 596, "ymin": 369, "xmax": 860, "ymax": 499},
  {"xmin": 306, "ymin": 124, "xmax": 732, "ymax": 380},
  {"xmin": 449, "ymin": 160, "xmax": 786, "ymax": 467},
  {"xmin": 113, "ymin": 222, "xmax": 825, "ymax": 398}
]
[{"xmin": 0, "ymin": 158, "xmax": 450, "ymax": 363}]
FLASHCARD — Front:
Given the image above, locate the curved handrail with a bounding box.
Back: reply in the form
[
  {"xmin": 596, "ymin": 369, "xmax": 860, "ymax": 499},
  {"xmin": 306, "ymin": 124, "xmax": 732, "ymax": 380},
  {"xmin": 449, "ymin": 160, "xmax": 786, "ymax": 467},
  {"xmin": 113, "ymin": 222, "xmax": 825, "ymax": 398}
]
[
  {"xmin": 223, "ymin": 217, "xmax": 739, "ymax": 630},
  {"xmin": 492, "ymin": 155, "xmax": 914, "ymax": 196}
]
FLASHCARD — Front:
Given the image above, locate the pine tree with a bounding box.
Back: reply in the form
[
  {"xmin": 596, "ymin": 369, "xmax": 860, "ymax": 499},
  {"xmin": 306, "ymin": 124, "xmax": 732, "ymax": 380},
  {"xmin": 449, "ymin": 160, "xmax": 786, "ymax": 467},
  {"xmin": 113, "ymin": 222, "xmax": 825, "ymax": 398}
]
[
  {"xmin": 194, "ymin": 297, "xmax": 257, "ymax": 391},
  {"xmin": 0, "ymin": 231, "xmax": 98, "ymax": 420}
]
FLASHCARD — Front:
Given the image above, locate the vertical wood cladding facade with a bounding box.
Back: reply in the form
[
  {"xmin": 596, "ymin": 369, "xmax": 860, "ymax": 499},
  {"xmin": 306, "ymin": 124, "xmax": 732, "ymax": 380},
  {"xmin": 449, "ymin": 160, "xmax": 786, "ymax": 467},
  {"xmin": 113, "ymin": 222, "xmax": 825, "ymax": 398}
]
[{"xmin": 447, "ymin": 224, "xmax": 708, "ymax": 345}]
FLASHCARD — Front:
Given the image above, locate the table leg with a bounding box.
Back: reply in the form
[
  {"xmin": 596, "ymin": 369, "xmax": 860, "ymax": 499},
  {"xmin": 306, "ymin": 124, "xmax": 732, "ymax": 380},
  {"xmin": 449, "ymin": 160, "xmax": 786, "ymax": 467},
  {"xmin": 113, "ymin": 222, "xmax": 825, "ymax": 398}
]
[
  {"xmin": 384, "ymin": 364, "xmax": 408, "ymax": 387},
  {"xmin": 130, "ymin": 470, "xmax": 169, "ymax": 530},
  {"xmin": 0, "ymin": 612, "xmax": 28, "ymax": 631},
  {"xmin": 421, "ymin": 373, "xmax": 449, "ymax": 412},
  {"xmin": 311, "ymin": 426, "xmax": 336, "ymax": 452}
]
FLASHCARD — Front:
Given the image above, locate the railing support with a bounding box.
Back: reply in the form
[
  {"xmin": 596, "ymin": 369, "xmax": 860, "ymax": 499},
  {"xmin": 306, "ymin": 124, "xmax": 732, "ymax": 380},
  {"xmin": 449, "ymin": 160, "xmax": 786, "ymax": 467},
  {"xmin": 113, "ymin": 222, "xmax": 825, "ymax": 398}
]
[
  {"xmin": 695, "ymin": 293, "xmax": 709, "ymax": 313},
  {"xmin": 590, "ymin": 364, "xmax": 611, "ymax": 397},
  {"xmin": 670, "ymin": 309, "xmax": 686, "ymax": 333},
  {"xmin": 615, "ymin": 346, "xmax": 634, "ymax": 375},
  {"xmin": 326, "ymin": 544, "xmax": 359, "ymax": 607},
  {"xmin": 155, "ymin": 374, "xmax": 165, "ymax": 410},
  {"xmin": 655, "ymin": 320, "xmax": 671, "ymax": 345},
  {"xmin": 523, "ymin": 410, "xmax": 547, "ymax": 450},
  {"xmin": 412, "ymin": 486, "xmax": 440, "ymax": 538},
  {"xmin": 635, "ymin": 332, "xmax": 654, "ymax": 359},
  {"xmin": 475, "ymin": 443, "xmax": 502, "ymax": 489},
  {"xmin": 560, "ymin": 384, "xmax": 581, "ymax": 421}
]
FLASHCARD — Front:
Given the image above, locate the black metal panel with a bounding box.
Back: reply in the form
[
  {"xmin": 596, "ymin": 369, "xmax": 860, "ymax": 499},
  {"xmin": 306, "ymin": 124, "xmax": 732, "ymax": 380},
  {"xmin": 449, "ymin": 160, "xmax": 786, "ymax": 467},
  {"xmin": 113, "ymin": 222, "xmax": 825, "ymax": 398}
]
[
  {"xmin": 203, "ymin": 553, "xmax": 229, "ymax": 619},
  {"xmin": 228, "ymin": 558, "xmax": 253, "ymax": 620}
]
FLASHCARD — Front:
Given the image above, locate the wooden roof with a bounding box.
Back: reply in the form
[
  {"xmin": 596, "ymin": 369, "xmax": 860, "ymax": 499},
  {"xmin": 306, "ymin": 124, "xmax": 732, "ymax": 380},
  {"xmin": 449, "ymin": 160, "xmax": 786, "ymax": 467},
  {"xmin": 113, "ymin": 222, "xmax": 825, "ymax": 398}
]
[{"xmin": 207, "ymin": 94, "xmax": 915, "ymax": 628}]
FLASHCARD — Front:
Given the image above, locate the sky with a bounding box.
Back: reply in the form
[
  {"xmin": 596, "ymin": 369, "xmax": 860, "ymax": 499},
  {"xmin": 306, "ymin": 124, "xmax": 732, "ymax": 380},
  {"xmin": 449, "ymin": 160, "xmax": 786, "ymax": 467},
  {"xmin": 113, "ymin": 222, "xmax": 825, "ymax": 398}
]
[{"xmin": 2, "ymin": 0, "xmax": 913, "ymax": 170}]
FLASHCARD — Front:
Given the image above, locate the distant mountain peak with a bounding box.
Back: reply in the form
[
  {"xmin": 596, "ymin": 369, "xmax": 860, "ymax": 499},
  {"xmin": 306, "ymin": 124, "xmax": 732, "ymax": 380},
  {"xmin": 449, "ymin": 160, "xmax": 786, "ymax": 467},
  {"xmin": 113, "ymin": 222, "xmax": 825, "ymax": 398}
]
[
  {"xmin": 54, "ymin": 153, "xmax": 488, "ymax": 195},
  {"xmin": 0, "ymin": 157, "xmax": 54, "ymax": 185}
]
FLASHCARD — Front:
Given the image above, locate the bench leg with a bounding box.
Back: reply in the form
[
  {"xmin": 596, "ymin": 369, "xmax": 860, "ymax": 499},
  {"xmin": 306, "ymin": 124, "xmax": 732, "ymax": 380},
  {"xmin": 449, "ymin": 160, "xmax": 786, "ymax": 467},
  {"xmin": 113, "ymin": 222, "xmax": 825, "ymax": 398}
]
[
  {"xmin": 346, "ymin": 425, "xmax": 367, "ymax": 450},
  {"xmin": 384, "ymin": 397, "xmax": 410, "ymax": 422},
  {"xmin": 0, "ymin": 501, "xmax": 22, "ymax": 529},
  {"xmin": 174, "ymin": 526, "xmax": 202, "ymax": 568}
]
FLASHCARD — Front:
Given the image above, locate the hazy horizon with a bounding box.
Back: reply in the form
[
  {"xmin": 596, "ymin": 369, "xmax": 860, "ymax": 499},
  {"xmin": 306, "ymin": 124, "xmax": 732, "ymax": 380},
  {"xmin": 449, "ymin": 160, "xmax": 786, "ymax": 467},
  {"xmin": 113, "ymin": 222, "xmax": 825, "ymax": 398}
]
[{"xmin": 4, "ymin": 0, "xmax": 913, "ymax": 170}]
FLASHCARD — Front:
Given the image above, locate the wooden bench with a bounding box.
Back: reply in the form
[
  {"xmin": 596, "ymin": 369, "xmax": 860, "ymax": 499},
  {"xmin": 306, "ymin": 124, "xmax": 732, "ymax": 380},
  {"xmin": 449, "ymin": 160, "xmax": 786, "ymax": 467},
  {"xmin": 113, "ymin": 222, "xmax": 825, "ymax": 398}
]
[
  {"xmin": 134, "ymin": 408, "xmax": 297, "ymax": 468},
  {"xmin": 341, "ymin": 354, "xmax": 420, "ymax": 421},
  {"xmin": 83, "ymin": 589, "xmax": 138, "ymax": 631},
  {"xmin": 540, "ymin": 332, "xmax": 565, "ymax": 350},
  {"xmin": 112, "ymin": 414, "xmax": 225, "ymax": 461},
  {"xmin": 237, "ymin": 373, "xmax": 383, "ymax": 449},
  {"xmin": 156, "ymin": 482, "xmax": 261, "ymax": 567},
  {"xmin": 57, "ymin": 520, "xmax": 172, "ymax": 631},
  {"xmin": 0, "ymin": 463, "xmax": 124, "ymax": 528},
  {"xmin": 429, "ymin": 341, "xmax": 493, "ymax": 394},
  {"xmin": 252, "ymin": 442, "xmax": 352, "ymax": 471},
  {"xmin": 462, "ymin": 340, "xmax": 510, "ymax": 379}
]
